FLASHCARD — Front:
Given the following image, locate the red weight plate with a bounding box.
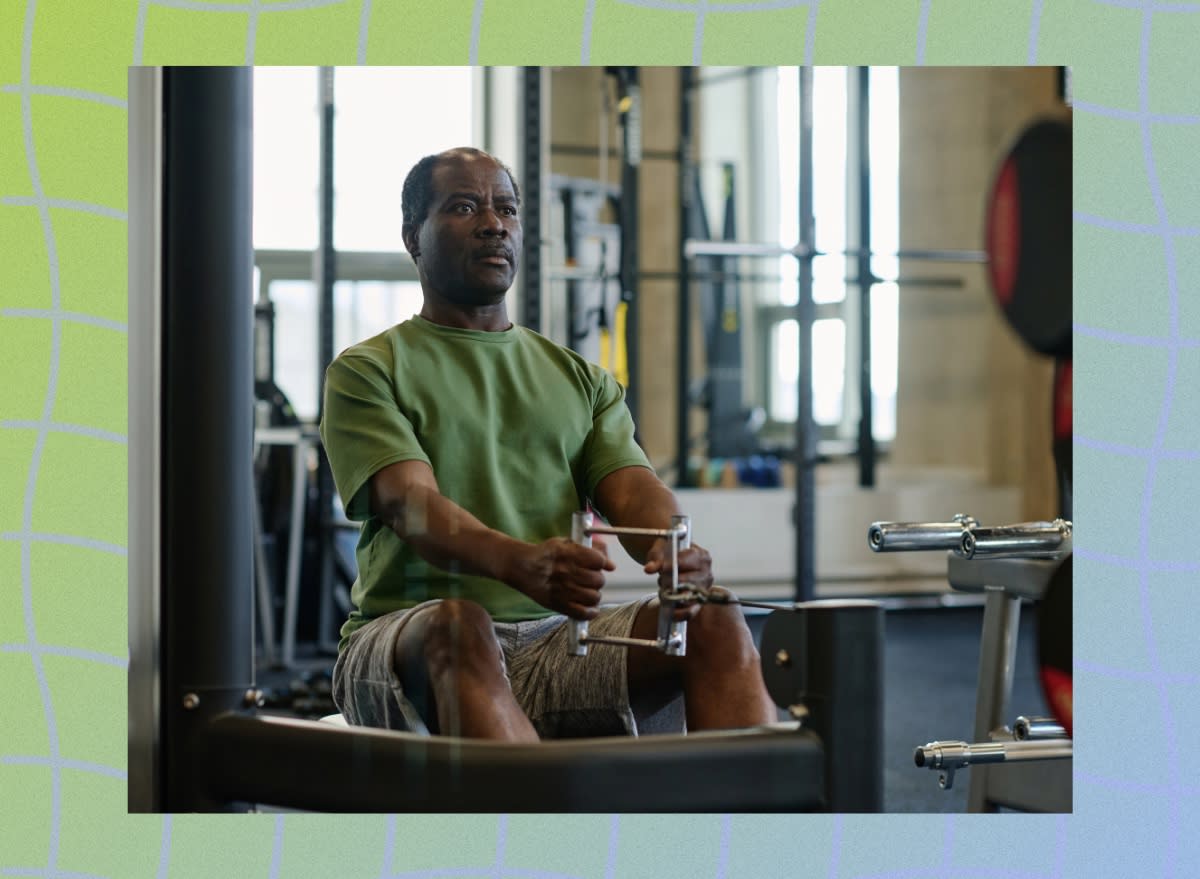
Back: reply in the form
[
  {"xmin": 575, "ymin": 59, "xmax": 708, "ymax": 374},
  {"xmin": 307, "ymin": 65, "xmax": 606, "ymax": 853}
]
[
  {"xmin": 1054, "ymin": 359, "xmax": 1072, "ymax": 441},
  {"xmin": 986, "ymin": 157, "xmax": 1021, "ymax": 307}
]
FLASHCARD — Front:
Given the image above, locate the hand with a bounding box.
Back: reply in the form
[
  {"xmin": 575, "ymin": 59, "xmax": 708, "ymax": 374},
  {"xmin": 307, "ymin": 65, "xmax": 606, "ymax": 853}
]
[
  {"xmin": 643, "ymin": 539, "xmax": 713, "ymax": 621},
  {"xmin": 505, "ymin": 535, "xmax": 615, "ymax": 620}
]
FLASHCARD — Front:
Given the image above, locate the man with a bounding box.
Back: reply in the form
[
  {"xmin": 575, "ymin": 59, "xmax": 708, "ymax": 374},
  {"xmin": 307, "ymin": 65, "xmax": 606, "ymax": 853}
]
[{"xmin": 320, "ymin": 147, "xmax": 775, "ymax": 741}]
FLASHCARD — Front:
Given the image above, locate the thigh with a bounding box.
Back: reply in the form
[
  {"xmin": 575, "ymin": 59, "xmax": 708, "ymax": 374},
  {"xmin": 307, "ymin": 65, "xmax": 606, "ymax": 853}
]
[
  {"xmin": 331, "ymin": 600, "xmax": 443, "ymax": 732},
  {"xmin": 507, "ymin": 598, "xmax": 683, "ymax": 738}
]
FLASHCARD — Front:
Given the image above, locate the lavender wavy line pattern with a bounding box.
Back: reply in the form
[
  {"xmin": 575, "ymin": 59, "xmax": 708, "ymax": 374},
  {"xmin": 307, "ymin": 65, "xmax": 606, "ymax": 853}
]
[
  {"xmin": 582, "ymin": 0, "xmax": 819, "ymax": 64},
  {"xmin": 0, "ymin": 0, "xmax": 1196, "ymax": 877},
  {"xmin": 1068, "ymin": 23, "xmax": 1197, "ymax": 865},
  {"xmin": 7, "ymin": 2, "xmax": 67, "ymax": 875},
  {"xmin": 1120, "ymin": 5, "xmax": 1185, "ymax": 874},
  {"xmin": 1, "ymin": 7, "xmax": 132, "ymax": 879}
]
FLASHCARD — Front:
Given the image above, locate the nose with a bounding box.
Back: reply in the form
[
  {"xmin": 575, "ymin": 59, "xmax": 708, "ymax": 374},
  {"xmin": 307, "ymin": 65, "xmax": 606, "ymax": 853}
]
[{"xmin": 475, "ymin": 206, "xmax": 507, "ymax": 237}]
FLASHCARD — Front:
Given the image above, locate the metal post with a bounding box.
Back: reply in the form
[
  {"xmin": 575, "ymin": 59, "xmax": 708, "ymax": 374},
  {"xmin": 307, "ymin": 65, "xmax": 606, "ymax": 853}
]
[
  {"xmin": 562, "ymin": 188, "xmax": 579, "ymax": 348},
  {"xmin": 793, "ymin": 67, "xmax": 816, "ymax": 604},
  {"xmin": 128, "ymin": 65, "xmax": 164, "ymax": 813},
  {"xmin": 567, "ymin": 510, "xmax": 593, "ymax": 656},
  {"xmin": 968, "ymin": 587, "xmax": 1023, "ymax": 812},
  {"xmin": 315, "ymin": 67, "xmax": 337, "ymax": 656},
  {"xmin": 856, "ymin": 67, "xmax": 876, "ymax": 488},
  {"xmin": 759, "ymin": 601, "xmax": 884, "ymax": 811},
  {"xmin": 654, "ymin": 515, "xmax": 690, "ymax": 656},
  {"xmin": 316, "ymin": 67, "xmax": 336, "ymax": 414},
  {"xmin": 676, "ymin": 67, "xmax": 694, "ymax": 486},
  {"xmin": 521, "ymin": 67, "xmax": 543, "ymax": 334},
  {"xmin": 160, "ymin": 66, "xmax": 255, "ymax": 811},
  {"xmin": 614, "ymin": 66, "xmax": 641, "ymax": 428}
]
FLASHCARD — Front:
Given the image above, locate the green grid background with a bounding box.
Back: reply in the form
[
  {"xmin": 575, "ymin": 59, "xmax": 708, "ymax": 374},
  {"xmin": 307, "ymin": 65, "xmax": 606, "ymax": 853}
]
[{"xmin": 1, "ymin": 1, "xmax": 1196, "ymax": 876}]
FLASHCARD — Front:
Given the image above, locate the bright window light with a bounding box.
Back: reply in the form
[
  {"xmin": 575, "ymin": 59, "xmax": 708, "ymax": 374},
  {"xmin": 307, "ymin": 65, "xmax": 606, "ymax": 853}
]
[
  {"xmin": 770, "ymin": 66, "xmax": 898, "ymax": 441},
  {"xmin": 253, "ymin": 68, "xmax": 319, "ymax": 250},
  {"xmin": 334, "ymin": 68, "xmax": 474, "ymax": 253}
]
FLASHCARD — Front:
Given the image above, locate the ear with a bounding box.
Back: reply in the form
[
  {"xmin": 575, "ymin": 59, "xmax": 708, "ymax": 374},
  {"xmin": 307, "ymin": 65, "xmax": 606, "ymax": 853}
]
[{"xmin": 402, "ymin": 223, "xmax": 419, "ymax": 259}]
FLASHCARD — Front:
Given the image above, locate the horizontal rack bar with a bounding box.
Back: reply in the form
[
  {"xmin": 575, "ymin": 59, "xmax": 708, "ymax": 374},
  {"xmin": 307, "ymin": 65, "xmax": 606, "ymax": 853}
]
[{"xmin": 684, "ymin": 239, "xmax": 987, "ymax": 263}]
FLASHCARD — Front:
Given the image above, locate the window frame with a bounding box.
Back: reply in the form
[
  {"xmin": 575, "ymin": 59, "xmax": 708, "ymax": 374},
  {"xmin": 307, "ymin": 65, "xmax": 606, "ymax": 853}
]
[{"xmin": 753, "ymin": 67, "xmax": 898, "ymax": 454}]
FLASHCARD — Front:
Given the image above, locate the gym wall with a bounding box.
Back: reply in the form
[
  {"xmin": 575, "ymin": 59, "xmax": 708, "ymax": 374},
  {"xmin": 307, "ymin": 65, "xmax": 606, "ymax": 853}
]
[
  {"xmin": 546, "ymin": 66, "xmax": 1066, "ymax": 522},
  {"xmin": 893, "ymin": 66, "xmax": 1065, "ymax": 520}
]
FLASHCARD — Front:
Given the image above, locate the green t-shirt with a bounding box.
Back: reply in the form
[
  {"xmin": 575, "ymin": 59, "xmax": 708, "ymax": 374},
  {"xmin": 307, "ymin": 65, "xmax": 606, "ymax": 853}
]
[{"xmin": 320, "ymin": 315, "xmax": 652, "ymax": 648}]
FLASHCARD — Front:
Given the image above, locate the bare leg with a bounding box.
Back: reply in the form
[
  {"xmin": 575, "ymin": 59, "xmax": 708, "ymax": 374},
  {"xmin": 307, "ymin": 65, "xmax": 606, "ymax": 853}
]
[
  {"xmin": 394, "ymin": 599, "xmax": 539, "ymax": 742},
  {"xmin": 627, "ymin": 600, "xmax": 777, "ymax": 731}
]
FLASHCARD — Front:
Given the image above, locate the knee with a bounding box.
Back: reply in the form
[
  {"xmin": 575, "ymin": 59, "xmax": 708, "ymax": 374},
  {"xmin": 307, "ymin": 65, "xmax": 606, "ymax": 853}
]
[
  {"xmin": 418, "ymin": 599, "xmax": 503, "ymax": 674},
  {"xmin": 686, "ymin": 604, "xmax": 761, "ymax": 669}
]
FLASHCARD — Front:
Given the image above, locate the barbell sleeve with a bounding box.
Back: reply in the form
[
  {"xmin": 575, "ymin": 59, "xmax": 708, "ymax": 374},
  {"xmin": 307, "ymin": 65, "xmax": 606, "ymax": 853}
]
[
  {"xmin": 867, "ymin": 517, "xmax": 977, "ymax": 552},
  {"xmin": 1013, "ymin": 716, "xmax": 1068, "ymax": 741},
  {"xmin": 913, "ymin": 738, "xmax": 1072, "ymax": 790},
  {"xmin": 915, "ymin": 738, "xmax": 1072, "ymax": 769},
  {"xmin": 959, "ymin": 519, "xmax": 1071, "ymax": 559}
]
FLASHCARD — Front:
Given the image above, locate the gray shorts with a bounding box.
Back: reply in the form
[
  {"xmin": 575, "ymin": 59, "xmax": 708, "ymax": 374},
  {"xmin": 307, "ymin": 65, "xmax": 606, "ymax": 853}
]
[{"xmin": 331, "ymin": 596, "xmax": 684, "ymax": 739}]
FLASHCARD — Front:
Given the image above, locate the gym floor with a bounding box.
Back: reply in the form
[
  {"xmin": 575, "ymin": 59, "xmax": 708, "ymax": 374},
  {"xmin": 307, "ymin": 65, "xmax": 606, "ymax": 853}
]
[{"xmin": 254, "ymin": 601, "xmax": 1050, "ymax": 813}]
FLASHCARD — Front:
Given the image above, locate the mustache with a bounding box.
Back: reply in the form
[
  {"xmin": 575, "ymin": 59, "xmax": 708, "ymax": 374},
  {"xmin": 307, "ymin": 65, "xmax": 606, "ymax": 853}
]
[{"xmin": 475, "ymin": 245, "xmax": 514, "ymax": 260}]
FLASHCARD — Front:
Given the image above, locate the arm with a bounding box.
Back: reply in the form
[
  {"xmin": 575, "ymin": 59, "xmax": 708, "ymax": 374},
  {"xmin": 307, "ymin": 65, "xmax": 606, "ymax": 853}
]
[
  {"xmin": 591, "ymin": 465, "xmax": 713, "ymax": 598},
  {"xmin": 369, "ymin": 459, "xmax": 615, "ymax": 620}
]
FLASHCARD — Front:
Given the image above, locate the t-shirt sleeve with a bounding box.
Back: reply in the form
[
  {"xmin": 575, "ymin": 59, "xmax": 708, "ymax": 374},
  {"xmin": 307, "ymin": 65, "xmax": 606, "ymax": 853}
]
[
  {"xmin": 580, "ymin": 368, "xmax": 653, "ymax": 497},
  {"xmin": 319, "ymin": 350, "xmax": 432, "ymax": 521}
]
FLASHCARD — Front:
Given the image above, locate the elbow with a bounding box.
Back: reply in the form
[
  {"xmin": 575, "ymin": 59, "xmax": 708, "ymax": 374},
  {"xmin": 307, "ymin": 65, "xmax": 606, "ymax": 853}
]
[{"xmin": 374, "ymin": 479, "xmax": 433, "ymax": 540}]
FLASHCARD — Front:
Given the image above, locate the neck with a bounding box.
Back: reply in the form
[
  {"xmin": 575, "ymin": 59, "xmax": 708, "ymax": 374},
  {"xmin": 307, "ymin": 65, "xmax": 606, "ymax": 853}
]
[{"xmin": 420, "ymin": 296, "xmax": 512, "ymax": 332}]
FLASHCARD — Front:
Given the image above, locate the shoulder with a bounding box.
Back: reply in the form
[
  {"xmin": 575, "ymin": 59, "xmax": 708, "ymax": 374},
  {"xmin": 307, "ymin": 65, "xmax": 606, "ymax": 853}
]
[
  {"xmin": 326, "ymin": 323, "xmax": 413, "ymax": 393},
  {"xmin": 514, "ymin": 326, "xmax": 608, "ymax": 386},
  {"xmin": 330, "ymin": 320, "xmax": 424, "ymax": 371}
]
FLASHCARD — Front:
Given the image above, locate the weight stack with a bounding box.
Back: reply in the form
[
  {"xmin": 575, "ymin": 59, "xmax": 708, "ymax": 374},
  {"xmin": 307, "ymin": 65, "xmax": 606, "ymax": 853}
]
[{"xmin": 760, "ymin": 600, "xmax": 884, "ymax": 812}]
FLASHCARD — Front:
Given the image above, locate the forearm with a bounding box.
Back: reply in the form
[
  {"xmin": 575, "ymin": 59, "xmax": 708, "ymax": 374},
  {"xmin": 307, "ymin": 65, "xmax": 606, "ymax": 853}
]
[
  {"xmin": 379, "ymin": 482, "xmax": 524, "ymax": 584},
  {"xmin": 602, "ymin": 477, "xmax": 684, "ymax": 564}
]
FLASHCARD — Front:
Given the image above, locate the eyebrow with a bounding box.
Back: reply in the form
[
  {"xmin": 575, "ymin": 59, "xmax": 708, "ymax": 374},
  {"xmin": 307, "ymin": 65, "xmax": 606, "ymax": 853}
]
[{"xmin": 443, "ymin": 191, "xmax": 517, "ymax": 203}]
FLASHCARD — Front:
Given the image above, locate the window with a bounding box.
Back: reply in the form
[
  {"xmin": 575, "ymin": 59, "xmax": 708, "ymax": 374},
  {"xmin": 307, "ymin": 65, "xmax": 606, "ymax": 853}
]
[
  {"xmin": 252, "ymin": 68, "xmax": 478, "ymax": 421},
  {"xmin": 333, "ymin": 68, "xmax": 474, "ymax": 253},
  {"xmin": 253, "ymin": 68, "xmax": 320, "ymax": 251},
  {"xmin": 766, "ymin": 67, "xmax": 899, "ymax": 444}
]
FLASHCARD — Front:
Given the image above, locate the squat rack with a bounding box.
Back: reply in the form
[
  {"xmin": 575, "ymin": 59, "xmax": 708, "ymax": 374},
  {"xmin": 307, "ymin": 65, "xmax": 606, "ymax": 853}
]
[{"xmin": 675, "ymin": 67, "xmax": 990, "ymax": 601}]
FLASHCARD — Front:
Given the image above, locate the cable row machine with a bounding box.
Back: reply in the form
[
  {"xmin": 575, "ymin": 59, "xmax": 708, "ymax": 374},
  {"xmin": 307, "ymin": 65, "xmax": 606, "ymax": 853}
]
[{"xmin": 128, "ymin": 66, "xmax": 888, "ymax": 815}]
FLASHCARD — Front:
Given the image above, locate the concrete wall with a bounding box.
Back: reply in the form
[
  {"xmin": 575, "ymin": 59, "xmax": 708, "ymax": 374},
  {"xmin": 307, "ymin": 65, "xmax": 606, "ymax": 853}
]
[{"xmin": 891, "ymin": 67, "xmax": 1066, "ymax": 520}]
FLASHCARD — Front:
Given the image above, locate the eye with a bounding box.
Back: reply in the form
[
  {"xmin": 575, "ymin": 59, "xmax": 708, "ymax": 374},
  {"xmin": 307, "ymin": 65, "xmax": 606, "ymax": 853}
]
[
  {"xmin": 452, "ymin": 202, "xmax": 475, "ymax": 214},
  {"xmin": 500, "ymin": 205, "xmax": 518, "ymax": 217}
]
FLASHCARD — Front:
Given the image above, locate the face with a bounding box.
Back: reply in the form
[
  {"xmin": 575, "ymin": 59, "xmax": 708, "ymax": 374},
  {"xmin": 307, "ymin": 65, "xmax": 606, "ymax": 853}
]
[{"xmin": 406, "ymin": 152, "xmax": 522, "ymax": 307}]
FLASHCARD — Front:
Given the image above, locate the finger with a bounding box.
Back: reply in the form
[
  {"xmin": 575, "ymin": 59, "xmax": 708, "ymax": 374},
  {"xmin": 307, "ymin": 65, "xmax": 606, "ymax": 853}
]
[
  {"xmin": 675, "ymin": 546, "xmax": 712, "ymax": 569},
  {"xmin": 643, "ymin": 552, "xmax": 667, "ymax": 574},
  {"xmin": 643, "ymin": 538, "xmax": 667, "ymax": 572},
  {"xmin": 564, "ymin": 601, "xmax": 601, "ymax": 621},
  {"xmin": 570, "ymin": 566, "xmax": 607, "ymax": 590},
  {"xmin": 564, "ymin": 583, "xmax": 602, "ymax": 607},
  {"xmin": 578, "ymin": 544, "xmax": 613, "ymax": 571},
  {"xmin": 647, "ymin": 544, "xmax": 708, "ymax": 571},
  {"xmin": 673, "ymin": 551, "xmax": 714, "ymax": 584},
  {"xmin": 564, "ymin": 600, "xmax": 600, "ymax": 619}
]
